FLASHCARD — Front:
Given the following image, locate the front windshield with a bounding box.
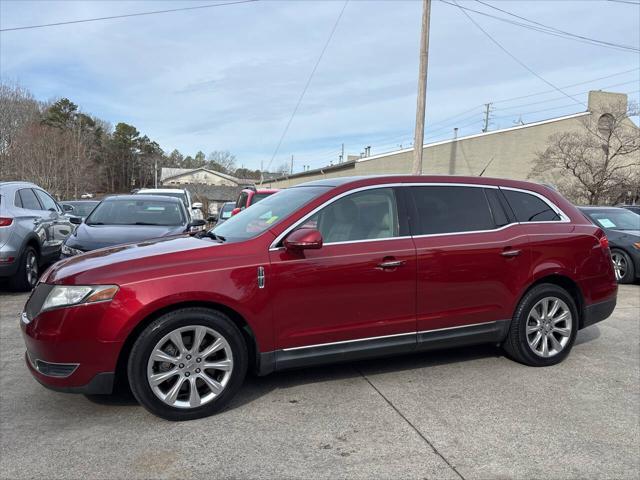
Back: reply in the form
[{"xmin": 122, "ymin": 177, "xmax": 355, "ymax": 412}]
[
  {"xmin": 212, "ymin": 186, "xmax": 329, "ymax": 241},
  {"xmin": 588, "ymin": 209, "xmax": 640, "ymax": 231},
  {"xmin": 86, "ymin": 198, "xmax": 186, "ymax": 226}
]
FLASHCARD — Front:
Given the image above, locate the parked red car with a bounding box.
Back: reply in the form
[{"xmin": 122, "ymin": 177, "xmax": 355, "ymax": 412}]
[
  {"xmin": 231, "ymin": 186, "xmax": 279, "ymax": 216},
  {"xmin": 21, "ymin": 176, "xmax": 617, "ymax": 420}
]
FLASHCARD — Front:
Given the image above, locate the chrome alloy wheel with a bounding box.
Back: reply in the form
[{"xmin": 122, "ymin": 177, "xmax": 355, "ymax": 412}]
[
  {"xmin": 147, "ymin": 326, "xmax": 234, "ymax": 409},
  {"xmin": 26, "ymin": 251, "xmax": 38, "ymax": 288},
  {"xmin": 526, "ymin": 297, "xmax": 572, "ymax": 358},
  {"xmin": 611, "ymin": 252, "xmax": 627, "ymax": 281}
]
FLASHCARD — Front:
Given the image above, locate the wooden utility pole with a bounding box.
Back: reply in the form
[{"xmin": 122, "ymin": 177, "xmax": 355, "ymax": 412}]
[
  {"xmin": 412, "ymin": 0, "xmax": 432, "ymax": 175},
  {"xmin": 482, "ymin": 103, "xmax": 492, "ymax": 132}
]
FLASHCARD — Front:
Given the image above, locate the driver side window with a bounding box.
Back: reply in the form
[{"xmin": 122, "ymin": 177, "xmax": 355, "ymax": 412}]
[{"xmin": 303, "ymin": 188, "xmax": 399, "ymax": 244}]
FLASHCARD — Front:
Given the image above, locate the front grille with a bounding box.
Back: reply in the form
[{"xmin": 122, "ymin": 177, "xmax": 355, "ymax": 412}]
[
  {"xmin": 27, "ymin": 353, "xmax": 78, "ymax": 378},
  {"xmin": 24, "ymin": 283, "xmax": 54, "ymax": 321}
]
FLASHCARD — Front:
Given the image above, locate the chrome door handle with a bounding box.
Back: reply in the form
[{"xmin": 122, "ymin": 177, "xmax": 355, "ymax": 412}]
[
  {"xmin": 501, "ymin": 249, "xmax": 521, "ymax": 257},
  {"xmin": 377, "ymin": 260, "xmax": 406, "ymax": 269}
]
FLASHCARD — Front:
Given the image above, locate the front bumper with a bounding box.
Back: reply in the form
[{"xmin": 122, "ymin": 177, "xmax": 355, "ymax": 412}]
[{"xmin": 20, "ymin": 291, "xmax": 122, "ymax": 395}]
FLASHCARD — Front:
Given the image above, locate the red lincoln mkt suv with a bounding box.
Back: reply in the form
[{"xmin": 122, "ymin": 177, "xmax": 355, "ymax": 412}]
[{"xmin": 21, "ymin": 176, "xmax": 617, "ymax": 421}]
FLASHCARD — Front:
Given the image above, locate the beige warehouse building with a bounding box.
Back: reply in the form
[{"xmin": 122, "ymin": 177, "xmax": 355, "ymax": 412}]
[{"xmin": 266, "ymin": 90, "xmax": 638, "ymax": 189}]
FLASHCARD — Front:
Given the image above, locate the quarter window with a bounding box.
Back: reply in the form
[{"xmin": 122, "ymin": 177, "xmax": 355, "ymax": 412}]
[
  {"xmin": 305, "ymin": 188, "xmax": 399, "ymax": 243},
  {"xmin": 18, "ymin": 189, "xmax": 42, "ymax": 211},
  {"xmin": 410, "ymin": 186, "xmax": 495, "ymax": 235},
  {"xmin": 502, "ymin": 190, "xmax": 560, "ymax": 222},
  {"xmin": 34, "ymin": 190, "xmax": 58, "ymax": 212}
]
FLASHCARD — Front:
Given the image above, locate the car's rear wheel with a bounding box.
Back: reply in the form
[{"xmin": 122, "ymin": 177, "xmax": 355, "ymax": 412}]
[
  {"xmin": 503, "ymin": 283, "xmax": 578, "ymax": 367},
  {"xmin": 611, "ymin": 249, "xmax": 634, "ymax": 284},
  {"xmin": 9, "ymin": 246, "xmax": 39, "ymax": 291},
  {"xmin": 127, "ymin": 308, "xmax": 248, "ymax": 421}
]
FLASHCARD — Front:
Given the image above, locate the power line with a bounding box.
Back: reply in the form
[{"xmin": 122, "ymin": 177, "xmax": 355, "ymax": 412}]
[
  {"xmin": 606, "ymin": 0, "xmax": 640, "ymax": 5},
  {"xmin": 493, "ymin": 80, "xmax": 638, "ymax": 112},
  {"xmin": 263, "ymin": 0, "xmax": 349, "ymax": 176},
  {"xmin": 492, "ymin": 67, "xmax": 639, "ymax": 104},
  {"xmin": 451, "ymin": 0, "xmax": 586, "ymax": 108},
  {"xmin": 439, "ymin": 0, "xmax": 639, "ymax": 53},
  {"xmin": 474, "ymin": 0, "xmax": 640, "ymax": 52},
  {"xmin": 0, "ymin": 0, "xmax": 257, "ymax": 32}
]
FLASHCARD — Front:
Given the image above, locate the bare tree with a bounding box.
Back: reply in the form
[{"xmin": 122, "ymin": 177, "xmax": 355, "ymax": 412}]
[
  {"xmin": 206, "ymin": 151, "xmax": 236, "ymax": 173},
  {"xmin": 530, "ymin": 102, "xmax": 640, "ymax": 205}
]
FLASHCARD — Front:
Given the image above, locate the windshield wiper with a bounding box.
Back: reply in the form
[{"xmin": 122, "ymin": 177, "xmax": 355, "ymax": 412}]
[
  {"xmin": 197, "ymin": 230, "xmax": 226, "ymax": 242},
  {"xmin": 86, "ymin": 222, "xmax": 104, "ymax": 225},
  {"xmin": 133, "ymin": 222, "xmax": 161, "ymax": 226}
]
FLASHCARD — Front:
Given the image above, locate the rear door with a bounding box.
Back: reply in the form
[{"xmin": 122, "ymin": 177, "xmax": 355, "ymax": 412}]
[{"xmin": 408, "ymin": 184, "xmax": 531, "ymax": 338}]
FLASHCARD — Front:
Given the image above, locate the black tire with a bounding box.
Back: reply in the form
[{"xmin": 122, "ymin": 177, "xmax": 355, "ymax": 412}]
[
  {"xmin": 127, "ymin": 308, "xmax": 248, "ymax": 421},
  {"xmin": 9, "ymin": 246, "xmax": 39, "ymax": 292},
  {"xmin": 611, "ymin": 249, "xmax": 635, "ymax": 284},
  {"xmin": 503, "ymin": 283, "xmax": 578, "ymax": 367}
]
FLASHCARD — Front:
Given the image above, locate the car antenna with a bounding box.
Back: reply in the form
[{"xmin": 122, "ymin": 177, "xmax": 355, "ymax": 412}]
[{"xmin": 478, "ymin": 157, "xmax": 494, "ymax": 177}]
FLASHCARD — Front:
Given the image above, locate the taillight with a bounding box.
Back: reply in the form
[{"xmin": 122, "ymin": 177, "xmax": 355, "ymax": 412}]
[
  {"xmin": 599, "ymin": 236, "xmax": 609, "ymax": 249},
  {"xmin": 0, "ymin": 218, "xmax": 13, "ymax": 227}
]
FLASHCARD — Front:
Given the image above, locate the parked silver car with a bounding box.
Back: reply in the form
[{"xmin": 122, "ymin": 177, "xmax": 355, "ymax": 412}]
[{"xmin": 0, "ymin": 182, "xmax": 73, "ymax": 290}]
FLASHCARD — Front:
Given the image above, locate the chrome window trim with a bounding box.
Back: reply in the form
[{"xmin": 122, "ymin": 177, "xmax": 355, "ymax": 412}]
[
  {"xmin": 281, "ymin": 320, "xmax": 498, "ymax": 352},
  {"xmin": 269, "ymin": 182, "xmax": 569, "ymax": 250}
]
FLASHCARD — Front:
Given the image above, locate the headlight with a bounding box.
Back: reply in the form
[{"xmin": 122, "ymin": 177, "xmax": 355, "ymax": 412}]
[
  {"xmin": 41, "ymin": 285, "xmax": 119, "ymax": 311},
  {"xmin": 61, "ymin": 244, "xmax": 84, "ymax": 256}
]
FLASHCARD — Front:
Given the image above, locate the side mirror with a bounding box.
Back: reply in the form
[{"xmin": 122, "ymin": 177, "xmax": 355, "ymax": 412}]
[
  {"xmin": 69, "ymin": 216, "xmax": 82, "ymax": 225},
  {"xmin": 188, "ymin": 219, "xmax": 206, "ymax": 229},
  {"xmin": 61, "ymin": 204, "xmax": 74, "ymax": 212},
  {"xmin": 207, "ymin": 214, "xmax": 218, "ymax": 223},
  {"xmin": 192, "ymin": 202, "xmax": 203, "ymax": 210},
  {"xmin": 231, "ymin": 207, "xmax": 242, "ymax": 216},
  {"xmin": 284, "ymin": 228, "xmax": 323, "ymax": 251}
]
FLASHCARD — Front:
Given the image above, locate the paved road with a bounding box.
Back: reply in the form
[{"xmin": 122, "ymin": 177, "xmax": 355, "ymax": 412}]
[{"xmin": 1, "ymin": 285, "xmax": 638, "ymax": 479}]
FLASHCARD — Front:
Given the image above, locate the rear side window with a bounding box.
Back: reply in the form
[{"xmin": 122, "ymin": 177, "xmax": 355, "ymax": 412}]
[
  {"xmin": 410, "ymin": 186, "xmax": 495, "ymax": 235},
  {"xmin": 14, "ymin": 191, "xmax": 23, "ymax": 208},
  {"xmin": 502, "ymin": 189, "xmax": 560, "ymax": 222},
  {"xmin": 34, "ymin": 190, "xmax": 58, "ymax": 212},
  {"xmin": 18, "ymin": 189, "xmax": 42, "ymax": 210}
]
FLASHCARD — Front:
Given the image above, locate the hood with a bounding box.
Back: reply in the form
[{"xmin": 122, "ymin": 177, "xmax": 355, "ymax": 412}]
[
  {"xmin": 44, "ymin": 234, "xmax": 231, "ymax": 285},
  {"xmin": 66, "ymin": 224, "xmax": 186, "ymax": 251}
]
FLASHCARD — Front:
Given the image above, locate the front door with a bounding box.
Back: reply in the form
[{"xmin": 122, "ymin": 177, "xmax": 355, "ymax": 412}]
[{"xmin": 269, "ymin": 187, "xmax": 417, "ymax": 362}]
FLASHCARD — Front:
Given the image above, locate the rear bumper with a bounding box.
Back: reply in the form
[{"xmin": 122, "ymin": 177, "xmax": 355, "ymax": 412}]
[{"xmin": 582, "ymin": 296, "xmax": 617, "ymax": 329}]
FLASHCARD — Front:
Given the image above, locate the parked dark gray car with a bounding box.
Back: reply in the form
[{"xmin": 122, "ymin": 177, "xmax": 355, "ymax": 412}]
[{"xmin": 0, "ymin": 181, "xmax": 73, "ymax": 290}]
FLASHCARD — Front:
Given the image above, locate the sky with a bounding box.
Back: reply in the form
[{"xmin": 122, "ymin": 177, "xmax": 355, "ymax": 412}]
[{"xmin": 1, "ymin": 0, "xmax": 639, "ymax": 173}]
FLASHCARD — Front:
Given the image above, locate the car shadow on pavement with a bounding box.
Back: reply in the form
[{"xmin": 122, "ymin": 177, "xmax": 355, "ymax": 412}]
[{"xmin": 80, "ymin": 327, "xmax": 603, "ymax": 413}]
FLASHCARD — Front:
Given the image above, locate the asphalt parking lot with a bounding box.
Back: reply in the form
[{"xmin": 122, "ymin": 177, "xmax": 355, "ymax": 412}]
[{"xmin": 1, "ymin": 285, "xmax": 638, "ymax": 480}]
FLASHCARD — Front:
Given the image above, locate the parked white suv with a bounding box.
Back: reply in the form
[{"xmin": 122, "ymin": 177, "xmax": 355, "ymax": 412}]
[{"xmin": 135, "ymin": 188, "xmax": 204, "ymax": 224}]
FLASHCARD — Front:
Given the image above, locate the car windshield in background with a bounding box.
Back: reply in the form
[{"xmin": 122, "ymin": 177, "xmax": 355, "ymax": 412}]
[
  {"xmin": 65, "ymin": 202, "xmax": 98, "ymax": 217},
  {"xmin": 212, "ymin": 187, "xmax": 329, "ymax": 241},
  {"xmin": 86, "ymin": 199, "xmax": 186, "ymax": 226},
  {"xmin": 587, "ymin": 210, "xmax": 640, "ymax": 231},
  {"xmin": 220, "ymin": 203, "xmax": 235, "ymax": 219}
]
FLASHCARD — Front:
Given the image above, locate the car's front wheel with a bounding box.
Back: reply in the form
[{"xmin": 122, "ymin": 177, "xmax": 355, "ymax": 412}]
[
  {"xmin": 503, "ymin": 283, "xmax": 578, "ymax": 367},
  {"xmin": 128, "ymin": 308, "xmax": 248, "ymax": 421}
]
